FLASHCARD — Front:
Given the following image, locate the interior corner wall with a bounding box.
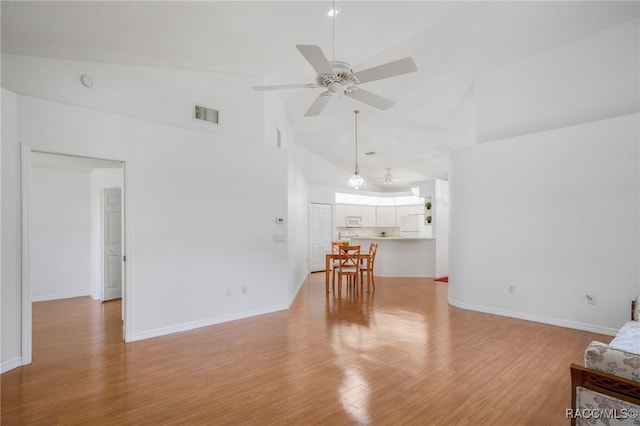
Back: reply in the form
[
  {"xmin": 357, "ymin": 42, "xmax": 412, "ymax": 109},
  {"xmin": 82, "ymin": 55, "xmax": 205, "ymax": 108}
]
[
  {"xmin": 1, "ymin": 88, "xmax": 22, "ymax": 372},
  {"xmin": 30, "ymin": 167, "xmax": 91, "ymax": 301},
  {"xmin": 262, "ymin": 91, "xmax": 310, "ymax": 302},
  {"xmin": 449, "ymin": 114, "xmax": 639, "ymax": 334},
  {"xmin": 434, "ymin": 180, "xmax": 449, "ymax": 278},
  {"xmin": 286, "ymin": 155, "xmax": 310, "ymax": 302}
]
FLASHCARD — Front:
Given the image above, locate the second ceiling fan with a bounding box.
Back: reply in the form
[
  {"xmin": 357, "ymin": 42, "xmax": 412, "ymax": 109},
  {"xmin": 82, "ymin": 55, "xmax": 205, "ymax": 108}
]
[{"xmin": 252, "ymin": 4, "xmax": 418, "ymax": 116}]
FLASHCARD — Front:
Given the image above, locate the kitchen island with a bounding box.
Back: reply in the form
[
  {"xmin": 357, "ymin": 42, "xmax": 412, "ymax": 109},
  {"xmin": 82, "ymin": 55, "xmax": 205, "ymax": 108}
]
[{"xmin": 351, "ymin": 236, "xmax": 436, "ymax": 277}]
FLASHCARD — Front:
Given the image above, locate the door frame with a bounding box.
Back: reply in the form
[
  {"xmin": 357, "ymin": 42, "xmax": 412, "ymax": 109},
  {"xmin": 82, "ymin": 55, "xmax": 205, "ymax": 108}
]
[
  {"xmin": 20, "ymin": 143, "xmax": 131, "ymax": 365},
  {"xmin": 308, "ymin": 202, "xmax": 334, "ymax": 272}
]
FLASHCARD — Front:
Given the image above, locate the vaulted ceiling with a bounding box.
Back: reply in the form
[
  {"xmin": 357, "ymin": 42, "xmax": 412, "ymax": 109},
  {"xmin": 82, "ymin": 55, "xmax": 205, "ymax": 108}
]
[{"xmin": 2, "ymin": 1, "xmax": 637, "ymax": 190}]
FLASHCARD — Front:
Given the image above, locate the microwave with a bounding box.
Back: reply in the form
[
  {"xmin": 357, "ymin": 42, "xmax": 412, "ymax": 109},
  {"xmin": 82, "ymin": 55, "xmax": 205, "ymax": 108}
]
[{"xmin": 346, "ymin": 216, "xmax": 362, "ymax": 227}]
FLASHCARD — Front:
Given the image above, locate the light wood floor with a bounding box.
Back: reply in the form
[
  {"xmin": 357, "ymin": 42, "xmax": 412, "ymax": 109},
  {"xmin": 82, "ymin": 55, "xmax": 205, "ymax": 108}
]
[{"xmin": 2, "ymin": 274, "xmax": 609, "ymax": 425}]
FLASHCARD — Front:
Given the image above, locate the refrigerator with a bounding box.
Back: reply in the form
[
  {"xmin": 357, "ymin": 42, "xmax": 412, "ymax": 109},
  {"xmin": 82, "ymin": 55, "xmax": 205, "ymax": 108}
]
[{"xmin": 400, "ymin": 214, "xmax": 432, "ymax": 238}]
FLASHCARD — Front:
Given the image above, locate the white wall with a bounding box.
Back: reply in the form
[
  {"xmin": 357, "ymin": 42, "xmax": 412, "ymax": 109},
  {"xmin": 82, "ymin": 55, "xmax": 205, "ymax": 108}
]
[
  {"xmin": 264, "ymin": 90, "xmax": 311, "ymax": 300},
  {"xmin": 90, "ymin": 168, "xmax": 124, "ymax": 300},
  {"xmin": 476, "ymin": 19, "xmax": 639, "ymax": 143},
  {"xmin": 1, "ymin": 88, "xmax": 22, "ymax": 372},
  {"xmin": 435, "ymin": 180, "xmax": 449, "ymax": 278},
  {"xmin": 1, "ymin": 90, "xmax": 291, "ymax": 363},
  {"xmin": 286, "ymin": 160, "xmax": 309, "ymax": 300},
  {"xmin": 1, "ymin": 53, "xmax": 338, "ymax": 373},
  {"xmin": 450, "ymin": 16, "xmax": 640, "ymax": 335},
  {"xmin": 413, "ymin": 179, "xmax": 449, "ymax": 278},
  {"xmin": 449, "ymin": 114, "xmax": 639, "ymax": 334},
  {"xmin": 30, "ymin": 167, "xmax": 92, "ymax": 301}
]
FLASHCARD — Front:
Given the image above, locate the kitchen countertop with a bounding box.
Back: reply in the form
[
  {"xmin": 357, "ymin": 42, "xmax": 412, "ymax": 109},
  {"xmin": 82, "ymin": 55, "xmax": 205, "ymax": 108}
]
[
  {"xmin": 349, "ymin": 236, "xmax": 436, "ymax": 277},
  {"xmin": 351, "ymin": 236, "xmax": 435, "ymax": 240}
]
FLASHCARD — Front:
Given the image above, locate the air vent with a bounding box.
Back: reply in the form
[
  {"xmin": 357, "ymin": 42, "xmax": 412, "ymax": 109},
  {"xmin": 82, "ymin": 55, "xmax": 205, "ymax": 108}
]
[{"xmin": 194, "ymin": 105, "xmax": 219, "ymax": 124}]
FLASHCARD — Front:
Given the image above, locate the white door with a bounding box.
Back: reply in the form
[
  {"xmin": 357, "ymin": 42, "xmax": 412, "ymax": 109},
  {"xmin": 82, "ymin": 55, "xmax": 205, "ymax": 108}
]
[
  {"xmin": 309, "ymin": 203, "xmax": 333, "ymax": 272},
  {"xmin": 102, "ymin": 188, "xmax": 122, "ymax": 301}
]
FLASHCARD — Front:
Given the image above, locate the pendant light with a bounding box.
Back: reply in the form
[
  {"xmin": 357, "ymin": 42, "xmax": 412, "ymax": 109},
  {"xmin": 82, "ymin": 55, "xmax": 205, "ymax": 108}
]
[{"xmin": 347, "ymin": 109, "xmax": 366, "ymax": 190}]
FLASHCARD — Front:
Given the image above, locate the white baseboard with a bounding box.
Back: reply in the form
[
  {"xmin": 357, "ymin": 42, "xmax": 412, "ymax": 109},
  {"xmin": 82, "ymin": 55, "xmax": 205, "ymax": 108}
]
[
  {"xmin": 1, "ymin": 356, "xmax": 23, "ymax": 374},
  {"xmin": 448, "ymin": 297, "xmax": 618, "ymax": 337},
  {"xmin": 130, "ymin": 303, "xmax": 289, "ymax": 342},
  {"xmin": 32, "ymin": 291, "xmax": 91, "ymax": 302}
]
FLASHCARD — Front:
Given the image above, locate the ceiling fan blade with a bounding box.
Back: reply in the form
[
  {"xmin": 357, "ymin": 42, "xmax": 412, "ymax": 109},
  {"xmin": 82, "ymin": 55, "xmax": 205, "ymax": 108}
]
[
  {"xmin": 296, "ymin": 45, "xmax": 335, "ymax": 75},
  {"xmin": 353, "ymin": 57, "xmax": 417, "ymax": 84},
  {"xmin": 304, "ymin": 93, "xmax": 332, "ymax": 117},
  {"xmin": 252, "ymin": 83, "xmax": 317, "ymax": 91},
  {"xmin": 347, "ymin": 88, "xmax": 395, "ymax": 110}
]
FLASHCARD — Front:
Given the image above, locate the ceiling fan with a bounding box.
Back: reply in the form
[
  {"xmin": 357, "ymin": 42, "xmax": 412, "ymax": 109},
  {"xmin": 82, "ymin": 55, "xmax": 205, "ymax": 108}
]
[
  {"xmin": 252, "ymin": 3, "xmax": 418, "ymax": 116},
  {"xmin": 370, "ymin": 168, "xmax": 404, "ymax": 185}
]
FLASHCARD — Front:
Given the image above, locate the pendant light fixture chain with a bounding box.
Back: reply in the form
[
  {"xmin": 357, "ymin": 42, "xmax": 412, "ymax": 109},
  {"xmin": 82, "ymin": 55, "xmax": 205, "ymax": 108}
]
[
  {"xmin": 354, "ymin": 109, "xmax": 359, "ymax": 173},
  {"xmin": 332, "ymin": 0, "xmax": 336, "ymax": 60},
  {"xmin": 347, "ymin": 109, "xmax": 366, "ymax": 190}
]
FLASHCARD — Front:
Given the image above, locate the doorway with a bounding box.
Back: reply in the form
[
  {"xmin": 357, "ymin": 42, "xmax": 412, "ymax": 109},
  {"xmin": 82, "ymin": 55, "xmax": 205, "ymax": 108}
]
[
  {"xmin": 309, "ymin": 203, "xmax": 333, "ymax": 272},
  {"xmin": 21, "ymin": 147, "xmax": 127, "ymax": 365}
]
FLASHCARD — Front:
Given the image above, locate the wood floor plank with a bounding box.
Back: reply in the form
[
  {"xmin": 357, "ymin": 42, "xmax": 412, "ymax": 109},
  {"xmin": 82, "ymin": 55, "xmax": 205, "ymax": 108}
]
[{"xmin": 1, "ymin": 274, "xmax": 608, "ymax": 425}]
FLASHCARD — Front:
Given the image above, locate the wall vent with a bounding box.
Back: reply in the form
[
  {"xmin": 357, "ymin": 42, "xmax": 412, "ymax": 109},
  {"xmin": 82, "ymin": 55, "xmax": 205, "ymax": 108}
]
[{"xmin": 194, "ymin": 105, "xmax": 219, "ymax": 124}]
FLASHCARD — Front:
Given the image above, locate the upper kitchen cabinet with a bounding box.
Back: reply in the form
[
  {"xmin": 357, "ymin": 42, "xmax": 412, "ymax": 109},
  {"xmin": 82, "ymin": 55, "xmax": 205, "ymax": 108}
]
[
  {"xmin": 361, "ymin": 206, "xmax": 376, "ymax": 227},
  {"xmin": 396, "ymin": 204, "xmax": 423, "ymax": 224},
  {"xmin": 335, "ymin": 204, "xmax": 347, "ymax": 227},
  {"xmin": 345, "ymin": 205, "xmax": 362, "ymax": 218},
  {"xmin": 376, "ymin": 206, "xmax": 396, "ymax": 227}
]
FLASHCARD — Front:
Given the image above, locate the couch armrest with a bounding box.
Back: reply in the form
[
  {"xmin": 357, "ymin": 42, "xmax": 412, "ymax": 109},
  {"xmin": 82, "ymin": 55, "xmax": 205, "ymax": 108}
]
[{"xmin": 585, "ymin": 341, "xmax": 640, "ymax": 382}]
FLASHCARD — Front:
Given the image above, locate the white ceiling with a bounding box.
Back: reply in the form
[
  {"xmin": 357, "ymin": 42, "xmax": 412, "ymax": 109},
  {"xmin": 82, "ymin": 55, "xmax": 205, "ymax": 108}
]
[{"xmin": 2, "ymin": 1, "xmax": 638, "ymax": 190}]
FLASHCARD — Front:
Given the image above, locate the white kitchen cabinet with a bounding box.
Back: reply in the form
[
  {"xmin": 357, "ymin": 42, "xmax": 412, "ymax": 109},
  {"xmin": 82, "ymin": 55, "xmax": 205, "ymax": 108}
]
[
  {"xmin": 408, "ymin": 204, "xmax": 424, "ymax": 214},
  {"xmin": 395, "ymin": 205, "xmax": 423, "ymax": 224},
  {"xmin": 396, "ymin": 206, "xmax": 409, "ymax": 223},
  {"xmin": 335, "ymin": 204, "xmax": 347, "ymax": 227},
  {"xmin": 376, "ymin": 206, "xmax": 396, "ymax": 227},
  {"xmin": 345, "ymin": 204, "xmax": 362, "ymax": 218},
  {"xmin": 361, "ymin": 206, "xmax": 376, "ymax": 227}
]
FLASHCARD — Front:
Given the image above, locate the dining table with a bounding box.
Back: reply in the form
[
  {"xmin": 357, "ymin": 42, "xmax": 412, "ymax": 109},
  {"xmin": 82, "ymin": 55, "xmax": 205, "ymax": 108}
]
[{"xmin": 325, "ymin": 252, "xmax": 373, "ymax": 294}]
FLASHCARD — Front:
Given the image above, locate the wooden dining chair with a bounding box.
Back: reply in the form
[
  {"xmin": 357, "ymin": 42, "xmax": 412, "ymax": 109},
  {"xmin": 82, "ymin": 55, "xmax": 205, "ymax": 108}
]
[
  {"xmin": 360, "ymin": 242, "xmax": 378, "ymax": 293},
  {"xmin": 330, "ymin": 241, "xmax": 343, "ymax": 294},
  {"xmin": 336, "ymin": 245, "xmax": 360, "ymax": 296}
]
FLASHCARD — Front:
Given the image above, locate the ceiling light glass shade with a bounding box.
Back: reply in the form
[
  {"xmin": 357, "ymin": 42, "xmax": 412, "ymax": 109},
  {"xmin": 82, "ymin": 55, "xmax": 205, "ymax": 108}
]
[{"xmin": 347, "ymin": 170, "xmax": 366, "ymax": 190}]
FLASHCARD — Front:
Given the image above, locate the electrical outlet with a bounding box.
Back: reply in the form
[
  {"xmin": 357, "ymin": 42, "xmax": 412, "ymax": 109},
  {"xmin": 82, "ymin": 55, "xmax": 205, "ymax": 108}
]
[
  {"xmin": 225, "ymin": 288, "xmax": 232, "ymax": 297},
  {"xmin": 241, "ymin": 286, "xmax": 247, "ymax": 296},
  {"xmin": 586, "ymin": 294, "xmax": 597, "ymax": 305},
  {"xmin": 507, "ymin": 285, "xmax": 515, "ymax": 294}
]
